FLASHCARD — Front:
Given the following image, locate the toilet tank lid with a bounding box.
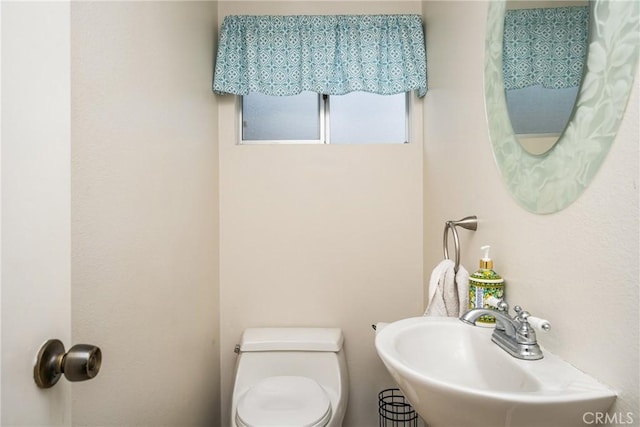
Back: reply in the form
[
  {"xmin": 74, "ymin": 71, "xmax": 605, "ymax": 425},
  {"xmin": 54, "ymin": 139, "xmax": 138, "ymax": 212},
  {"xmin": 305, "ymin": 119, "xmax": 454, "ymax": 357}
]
[{"xmin": 240, "ymin": 328, "xmax": 344, "ymax": 352}]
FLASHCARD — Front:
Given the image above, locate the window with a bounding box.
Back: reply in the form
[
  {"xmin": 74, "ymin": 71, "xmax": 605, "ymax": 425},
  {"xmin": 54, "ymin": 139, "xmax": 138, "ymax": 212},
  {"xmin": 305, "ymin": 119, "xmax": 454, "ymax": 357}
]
[{"xmin": 240, "ymin": 92, "xmax": 408, "ymax": 144}]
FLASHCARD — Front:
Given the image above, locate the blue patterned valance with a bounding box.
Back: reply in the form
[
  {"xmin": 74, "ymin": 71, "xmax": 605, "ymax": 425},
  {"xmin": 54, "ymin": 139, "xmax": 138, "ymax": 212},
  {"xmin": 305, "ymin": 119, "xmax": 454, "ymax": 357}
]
[
  {"xmin": 503, "ymin": 6, "xmax": 589, "ymax": 90},
  {"xmin": 213, "ymin": 15, "xmax": 427, "ymax": 97}
]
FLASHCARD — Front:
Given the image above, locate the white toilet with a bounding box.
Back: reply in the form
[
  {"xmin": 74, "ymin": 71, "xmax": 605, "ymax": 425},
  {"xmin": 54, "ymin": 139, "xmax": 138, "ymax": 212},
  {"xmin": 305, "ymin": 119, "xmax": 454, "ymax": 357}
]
[{"xmin": 231, "ymin": 327, "xmax": 349, "ymax": 427}]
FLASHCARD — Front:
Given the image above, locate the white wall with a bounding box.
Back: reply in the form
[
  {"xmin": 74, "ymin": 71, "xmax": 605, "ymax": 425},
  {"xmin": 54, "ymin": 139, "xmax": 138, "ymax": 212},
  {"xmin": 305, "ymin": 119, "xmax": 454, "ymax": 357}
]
[
  {"xmin": 70, "ymin": 2, "xmax": 220, "ymax": 425},
  {"xmin": 1, "ymin": 2, "xmax": 72, "ymax": 424},
  {"xmin": 422, "ymin": 0, "xmax": 639, "ymax": 420},
  {"xmin": 218, "ymin": 2, "xmax": 424, "ymax": 425}
]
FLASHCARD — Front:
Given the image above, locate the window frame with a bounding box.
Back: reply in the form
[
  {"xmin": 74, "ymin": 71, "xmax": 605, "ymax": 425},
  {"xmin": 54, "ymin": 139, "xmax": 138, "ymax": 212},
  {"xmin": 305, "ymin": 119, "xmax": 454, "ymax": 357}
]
[{"xmin": 238, "ymin": 92, "xmax": 411, "ymax": 145}]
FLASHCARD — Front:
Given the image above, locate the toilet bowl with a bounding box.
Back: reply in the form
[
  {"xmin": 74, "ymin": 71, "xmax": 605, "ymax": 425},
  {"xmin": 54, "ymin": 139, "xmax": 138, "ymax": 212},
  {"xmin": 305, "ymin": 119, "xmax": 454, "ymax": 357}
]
[{"xmin": 231, "ymin": 327, "xmax": 349, "ymax": 427}]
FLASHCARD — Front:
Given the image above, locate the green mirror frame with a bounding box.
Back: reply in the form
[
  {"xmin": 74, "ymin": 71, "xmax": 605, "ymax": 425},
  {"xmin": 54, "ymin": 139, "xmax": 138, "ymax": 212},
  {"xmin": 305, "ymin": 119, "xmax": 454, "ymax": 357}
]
[{"xmin": 485, "ymin": 0, "xmax": 639, "ymax": 214}]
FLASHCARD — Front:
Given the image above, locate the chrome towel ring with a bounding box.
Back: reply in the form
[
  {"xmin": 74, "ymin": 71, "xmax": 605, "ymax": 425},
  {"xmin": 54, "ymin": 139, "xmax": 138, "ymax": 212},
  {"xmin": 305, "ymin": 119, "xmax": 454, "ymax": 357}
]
[{"xmin": 443, "ymin": 216, "xmax": 478, "ymax": 273}]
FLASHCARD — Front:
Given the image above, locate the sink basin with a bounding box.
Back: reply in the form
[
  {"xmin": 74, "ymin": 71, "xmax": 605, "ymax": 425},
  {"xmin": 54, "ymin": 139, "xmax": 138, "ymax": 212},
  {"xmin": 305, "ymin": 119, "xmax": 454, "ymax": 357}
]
[{"xmin": 375, "ymin": 317, "xmax": 616, "ymax": 427}]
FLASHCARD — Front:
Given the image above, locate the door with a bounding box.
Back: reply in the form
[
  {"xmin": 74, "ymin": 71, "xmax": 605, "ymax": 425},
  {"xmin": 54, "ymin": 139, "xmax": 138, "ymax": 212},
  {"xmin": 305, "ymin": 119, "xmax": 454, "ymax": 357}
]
[{"xmin": 1, "ymin": 1, "xmax": 72, "ymax": 424}]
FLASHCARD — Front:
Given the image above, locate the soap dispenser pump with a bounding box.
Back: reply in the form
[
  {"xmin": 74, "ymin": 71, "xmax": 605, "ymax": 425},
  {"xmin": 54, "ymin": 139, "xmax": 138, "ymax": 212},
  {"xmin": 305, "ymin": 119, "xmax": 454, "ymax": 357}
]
[{"xmin": 468, "ymin": 245, "xmax": 505, "ymax": 325}]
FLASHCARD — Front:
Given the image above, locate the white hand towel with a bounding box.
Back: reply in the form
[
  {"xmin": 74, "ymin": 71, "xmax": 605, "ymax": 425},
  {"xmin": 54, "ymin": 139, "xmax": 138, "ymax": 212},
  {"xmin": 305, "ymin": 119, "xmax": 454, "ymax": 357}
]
[{"xmin": 424, "ymin": 259, "xmax": 470, "ymax": 317}]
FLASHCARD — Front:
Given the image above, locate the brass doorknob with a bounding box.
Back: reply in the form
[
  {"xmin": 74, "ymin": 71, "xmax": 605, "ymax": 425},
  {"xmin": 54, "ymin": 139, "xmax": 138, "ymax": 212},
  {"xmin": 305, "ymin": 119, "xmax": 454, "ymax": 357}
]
[{"xmin": 34, "ymin": 339, "xmax": 102, "ymax": 388}]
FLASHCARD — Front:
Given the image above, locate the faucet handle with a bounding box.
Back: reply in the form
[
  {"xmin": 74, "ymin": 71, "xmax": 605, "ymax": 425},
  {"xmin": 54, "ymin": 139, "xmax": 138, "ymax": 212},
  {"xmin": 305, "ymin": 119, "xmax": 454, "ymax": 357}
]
[
  {"xmin": 527, "ymin": 316, "xmax": 551, "ymax": 331},
  {"xmin": 485, "ymin": 296, "xmax": 509, "ymax": 313},
  {"xmin": 513, "ymin": 306, "xmax": 533, "ymax": 322},
  {"xmin": 513, "ymin": 306, "xmax": 551, "ymax": 331}
]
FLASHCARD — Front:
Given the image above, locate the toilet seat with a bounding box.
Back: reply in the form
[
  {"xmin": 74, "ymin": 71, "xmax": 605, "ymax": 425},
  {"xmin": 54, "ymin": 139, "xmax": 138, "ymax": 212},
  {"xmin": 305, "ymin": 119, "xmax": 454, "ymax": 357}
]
[{"xmin": 236, "ymin": 376, "xmax": 332, "ymax": 427}]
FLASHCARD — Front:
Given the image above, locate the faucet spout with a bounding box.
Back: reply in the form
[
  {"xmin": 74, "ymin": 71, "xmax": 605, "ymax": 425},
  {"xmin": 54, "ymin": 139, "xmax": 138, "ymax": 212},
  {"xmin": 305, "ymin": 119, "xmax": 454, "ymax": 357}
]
[{"xmin": 460, "ymin": 308, "xmax": 516, "ymax": 336}]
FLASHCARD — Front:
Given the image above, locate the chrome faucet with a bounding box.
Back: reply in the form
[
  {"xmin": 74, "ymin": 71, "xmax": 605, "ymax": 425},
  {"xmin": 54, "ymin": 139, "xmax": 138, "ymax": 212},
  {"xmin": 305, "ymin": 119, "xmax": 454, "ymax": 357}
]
[{"xmin": 460, "ymin": 302, "xmax": 551, "ymax": 360}]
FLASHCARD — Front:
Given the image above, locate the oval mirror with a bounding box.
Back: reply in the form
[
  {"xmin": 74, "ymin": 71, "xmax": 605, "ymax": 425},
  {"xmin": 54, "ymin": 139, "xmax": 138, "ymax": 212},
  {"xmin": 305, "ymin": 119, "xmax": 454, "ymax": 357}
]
[
  {"xmin": 485, "ymin": 0, "xmax": 640, "ymax": 214},
  {"xmin": 503, "ymin": 1, "xmax": 589, "ymax": 155}
]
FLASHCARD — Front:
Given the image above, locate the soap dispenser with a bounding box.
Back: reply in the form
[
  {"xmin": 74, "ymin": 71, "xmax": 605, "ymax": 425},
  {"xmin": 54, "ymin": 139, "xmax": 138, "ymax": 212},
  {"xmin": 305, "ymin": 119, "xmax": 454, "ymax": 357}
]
[{"xmin": 468, "ymin": 245, "xmax": 505, "ymax": 325}]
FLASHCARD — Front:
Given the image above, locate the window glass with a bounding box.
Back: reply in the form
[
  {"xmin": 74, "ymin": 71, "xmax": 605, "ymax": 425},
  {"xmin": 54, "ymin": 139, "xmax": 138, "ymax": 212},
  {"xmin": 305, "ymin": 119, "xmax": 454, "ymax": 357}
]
[
  {"xmin": 330, "ymin": 92, "xmax": 406, "ymax": 144},
  {"xmin": 242, "ymin": 92, "xmax": 320, "ymax": 141},
  {"xmin": 505, "ymin": 85, "xmax": 579, "ymax": 135}
]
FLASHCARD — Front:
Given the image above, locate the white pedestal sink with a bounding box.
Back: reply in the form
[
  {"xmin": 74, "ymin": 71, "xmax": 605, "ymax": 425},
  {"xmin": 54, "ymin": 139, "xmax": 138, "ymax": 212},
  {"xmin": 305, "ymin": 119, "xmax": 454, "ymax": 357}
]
[{"xmin": 375, "ymin": 317, "xmax": 616, "ymax": 427}]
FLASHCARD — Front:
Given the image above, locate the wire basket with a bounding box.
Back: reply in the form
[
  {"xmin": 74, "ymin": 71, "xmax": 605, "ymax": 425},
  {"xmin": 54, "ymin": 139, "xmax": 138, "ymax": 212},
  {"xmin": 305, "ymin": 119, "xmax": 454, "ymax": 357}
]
[{"xmin": 378, "ymin": 388, "xmax": 419, "ymax": 426}]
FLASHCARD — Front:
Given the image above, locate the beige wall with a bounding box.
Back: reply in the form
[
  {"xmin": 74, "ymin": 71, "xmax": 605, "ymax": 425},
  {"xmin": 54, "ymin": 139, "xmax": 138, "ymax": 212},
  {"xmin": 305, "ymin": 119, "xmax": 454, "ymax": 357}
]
[
  {"xmin": 71, "ymin": 2, "xmax": 220, "ymax": 425},
  {"xmin": 218, "ymin": 2, "xmax": 424, "ymax": 426},
  {"xmin": 422, "ymin": 0, "xmax": 639, "ymax": 420}
]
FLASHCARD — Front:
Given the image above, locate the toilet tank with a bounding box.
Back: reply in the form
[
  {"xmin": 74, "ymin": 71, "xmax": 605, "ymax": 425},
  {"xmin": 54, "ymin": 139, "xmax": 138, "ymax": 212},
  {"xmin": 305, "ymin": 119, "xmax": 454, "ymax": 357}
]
[
  {"xmin": 231, "ymin": 328, "xmax": 349, "ymax": 427},
  {"xmin": 240, "ymin": 327, "xmax": 344, "ymax": 352}
]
